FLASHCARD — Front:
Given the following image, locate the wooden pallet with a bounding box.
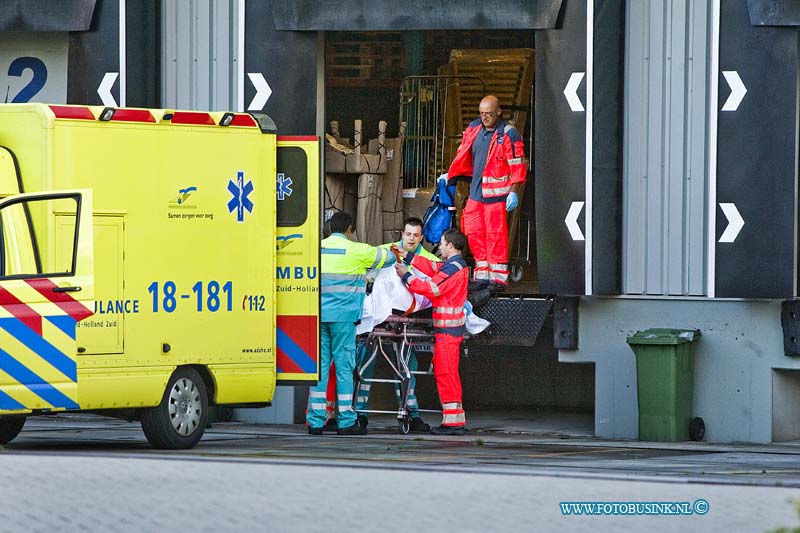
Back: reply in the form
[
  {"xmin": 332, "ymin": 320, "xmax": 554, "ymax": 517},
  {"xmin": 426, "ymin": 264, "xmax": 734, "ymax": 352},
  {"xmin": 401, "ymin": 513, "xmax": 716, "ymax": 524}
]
[
  {"xmin": 326, "ymin": 32, "xmax": 405, "ymax": 83},
  {"xmin": 444, "ymin": 48, "xmax": 535, "ymax": 134}
]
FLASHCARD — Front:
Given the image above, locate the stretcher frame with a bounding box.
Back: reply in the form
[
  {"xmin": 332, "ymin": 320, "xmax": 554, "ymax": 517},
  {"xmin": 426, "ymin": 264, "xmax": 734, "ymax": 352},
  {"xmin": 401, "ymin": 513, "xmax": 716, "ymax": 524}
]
[{"xmin": 354, "ymin": 315, "xmax": 440, "ymax": 433}]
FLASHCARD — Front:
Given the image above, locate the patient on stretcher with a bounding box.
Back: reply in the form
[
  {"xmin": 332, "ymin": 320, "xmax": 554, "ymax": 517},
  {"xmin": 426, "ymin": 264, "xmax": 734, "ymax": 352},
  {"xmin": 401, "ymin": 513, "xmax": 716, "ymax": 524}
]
[{"xmin": 358, "ymin": 267, "xmax": 490, "ymax": 335}]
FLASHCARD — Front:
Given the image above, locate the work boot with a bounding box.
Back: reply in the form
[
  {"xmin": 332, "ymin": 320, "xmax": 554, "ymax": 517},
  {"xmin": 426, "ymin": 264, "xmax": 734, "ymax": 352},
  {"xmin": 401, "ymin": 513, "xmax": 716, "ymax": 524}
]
[
  {"xmin": 337, "ymin": 424, "xmax": 367, "ymax": 436},
  {"xmin": 488, "ymin": 282, "xmax": 506, "ymax": 294},
  {"xmin": 322, "ymin": 418, "xmax": 338, "ymax": 433},
  {"xmin": 409, "ymin": 417, "xmax": 430, "ymax": 432},
  {"xmin": 308, "ymin": 426, "xmax": 323, "ymax": 435},
  {"xmin": 357, "ymin": 414, "xmax": 369, "ymax": 428},
  {"xmin": 468, "ymin": 280, "xmax": 489, "ymax": 292},
  {"xmin": 430, "ymin": 424, "xmax": 466, "ymax": 436}
]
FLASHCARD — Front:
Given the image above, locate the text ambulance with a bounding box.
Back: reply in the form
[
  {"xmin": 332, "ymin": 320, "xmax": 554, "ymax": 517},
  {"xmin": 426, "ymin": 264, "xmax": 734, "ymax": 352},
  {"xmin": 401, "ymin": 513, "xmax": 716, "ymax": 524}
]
[{"xmin": 0, "ymin": 103, "xmax": 319, "ymax": 449}]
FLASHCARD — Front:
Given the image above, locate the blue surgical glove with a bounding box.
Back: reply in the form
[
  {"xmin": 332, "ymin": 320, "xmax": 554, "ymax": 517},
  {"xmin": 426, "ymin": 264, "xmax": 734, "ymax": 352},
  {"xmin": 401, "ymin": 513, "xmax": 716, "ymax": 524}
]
[{"xmin": 506, "ymin": 191, "xmax": 518, "ymax": 212}]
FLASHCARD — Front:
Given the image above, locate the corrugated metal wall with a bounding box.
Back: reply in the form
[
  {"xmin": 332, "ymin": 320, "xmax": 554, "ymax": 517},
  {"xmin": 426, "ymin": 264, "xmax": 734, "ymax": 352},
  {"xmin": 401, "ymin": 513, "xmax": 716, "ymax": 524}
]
[
  {"xmin": 161, "ymin": 0, "xmax": 241, "ymax": 111},
  {"xmin": 623, "ymin": 0, "xmax": 710, "ymax": 295}
]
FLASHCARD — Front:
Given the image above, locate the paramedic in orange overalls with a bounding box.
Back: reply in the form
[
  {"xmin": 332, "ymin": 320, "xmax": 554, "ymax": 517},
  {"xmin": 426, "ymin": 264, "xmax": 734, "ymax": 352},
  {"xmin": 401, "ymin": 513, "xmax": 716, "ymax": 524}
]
[
  {"xmin": 393, "ymin": 228, "xmax": 470, "ymax": 435},
  {"xmin": 444, "ymin": 95, "xmax": 526, "ymax": 291}
]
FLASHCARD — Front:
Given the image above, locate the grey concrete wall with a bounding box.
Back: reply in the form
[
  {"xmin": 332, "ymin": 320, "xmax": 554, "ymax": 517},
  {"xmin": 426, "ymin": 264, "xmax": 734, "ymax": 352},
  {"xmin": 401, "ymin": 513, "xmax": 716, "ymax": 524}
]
[
  {"xmin": 562, "ymin": 297, "xmax": 800, "ymax": 443},
  {"xmin": 233, "ymin": 387, "xmax": 295, "ymax": 424}
]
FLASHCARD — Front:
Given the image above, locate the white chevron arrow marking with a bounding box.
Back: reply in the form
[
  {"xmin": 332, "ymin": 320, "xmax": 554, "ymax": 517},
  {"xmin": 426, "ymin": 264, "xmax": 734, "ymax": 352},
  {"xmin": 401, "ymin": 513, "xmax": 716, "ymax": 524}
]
[
  {"xmin": 721, "ymin": 71, "xmax": 746, "ymax": 112},
  {"xmin": 563, "ymin": 72, "xmax": 585, "ymax": 112},
  {"xmin": 719, "ymin": 203, "xmax": 744, "ymax": 243},
  {"xmin": 565, "ymin": 201, "xmax": 585, "ymax": 241},
  {"xmin": 247, "ymin": 73, "xmax": 272, "ymax": 110},
  {"xmin": 97, "ymin": 72, "xmax": 118, "ymax": 107}
]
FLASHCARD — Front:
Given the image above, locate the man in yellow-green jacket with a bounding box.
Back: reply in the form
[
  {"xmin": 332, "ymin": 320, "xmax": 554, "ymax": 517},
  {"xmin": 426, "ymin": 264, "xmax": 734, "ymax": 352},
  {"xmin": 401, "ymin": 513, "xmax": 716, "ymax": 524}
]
[{"xmin": 307, "ymin": 211, "xmax": 395, "ymax": 435}]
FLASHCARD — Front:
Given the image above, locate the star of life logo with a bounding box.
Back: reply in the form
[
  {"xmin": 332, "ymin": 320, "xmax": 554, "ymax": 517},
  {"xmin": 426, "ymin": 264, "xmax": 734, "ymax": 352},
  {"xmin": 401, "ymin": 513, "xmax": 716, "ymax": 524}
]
[
  {"xmin": 227, "ymin": 170, "xmax": 254, "ymax": 222},
  {"xmin": 277, "ymin": 173, "xmax": 293, "ymax": 201}
]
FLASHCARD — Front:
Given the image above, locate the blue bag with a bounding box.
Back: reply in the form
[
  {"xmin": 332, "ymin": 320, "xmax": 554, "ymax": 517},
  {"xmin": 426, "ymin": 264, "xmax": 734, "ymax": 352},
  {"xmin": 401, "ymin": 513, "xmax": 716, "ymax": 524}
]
[{"xmin": 422, "ymin": 179, "xmax": 456, "ymax": 244}]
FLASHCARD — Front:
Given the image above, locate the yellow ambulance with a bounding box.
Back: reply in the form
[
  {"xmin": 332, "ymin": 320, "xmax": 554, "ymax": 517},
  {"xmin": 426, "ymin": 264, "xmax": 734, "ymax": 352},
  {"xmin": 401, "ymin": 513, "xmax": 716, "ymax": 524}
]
[{"xmin": 0, "ymin": 103, "xmax": 319, "ymax": 449}]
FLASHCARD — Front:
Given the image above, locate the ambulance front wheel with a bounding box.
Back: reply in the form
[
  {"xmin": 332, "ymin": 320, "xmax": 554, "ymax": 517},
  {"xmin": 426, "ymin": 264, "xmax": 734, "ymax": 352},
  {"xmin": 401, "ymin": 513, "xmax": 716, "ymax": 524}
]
[
  {"xmin": 0, "ymin": 415, "xmax": 26, "ymax": 444},
  {"xmin": 141, "ymin": 367, "xmax": 208, "ymax": 450}
]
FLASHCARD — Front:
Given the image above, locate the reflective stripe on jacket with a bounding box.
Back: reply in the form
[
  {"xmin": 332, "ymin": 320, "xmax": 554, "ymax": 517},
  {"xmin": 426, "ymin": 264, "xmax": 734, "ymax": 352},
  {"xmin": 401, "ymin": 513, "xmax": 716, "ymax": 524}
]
[
  {"xmin": 402, "ymin": 252, "xmax": 469, "ymax": 336},
  {"xmin": 447, "ymin": 118, "xmax": 526, "ymax": 199},
  {"xmin": 321, "ymin": 233, "xmax": 394, "ymax": 322}
]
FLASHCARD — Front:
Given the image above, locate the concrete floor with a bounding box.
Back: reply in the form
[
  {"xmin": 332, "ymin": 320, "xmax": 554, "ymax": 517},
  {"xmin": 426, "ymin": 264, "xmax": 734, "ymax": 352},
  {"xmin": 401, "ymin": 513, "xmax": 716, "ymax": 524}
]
[
  {"xmin": 365, "ymin": 409, "xmax": 595, "ymax": 437},
  {"xmin": 8, "ymin": 412, "xmax": 800, "ymax": 487},
  {"xmin": 2, "ymin": 451, "xmax": 797, "ymax": 533}
]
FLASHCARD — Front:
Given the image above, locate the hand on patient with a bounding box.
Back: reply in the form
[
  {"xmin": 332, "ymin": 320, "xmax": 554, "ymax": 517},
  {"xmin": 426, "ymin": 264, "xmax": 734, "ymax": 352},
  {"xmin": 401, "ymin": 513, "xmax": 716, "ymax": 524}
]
[
  {"xmin": 390, "ymin": 244, "xmax": 408, "ymax": 261},
  {"xmin": 394, "ymin": 262, "xmax": 410, "ymax": 277}
]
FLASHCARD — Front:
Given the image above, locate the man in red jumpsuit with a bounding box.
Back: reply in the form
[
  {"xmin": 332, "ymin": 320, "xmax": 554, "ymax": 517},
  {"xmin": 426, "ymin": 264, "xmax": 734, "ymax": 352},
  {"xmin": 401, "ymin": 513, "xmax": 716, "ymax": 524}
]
[
  {"xmin": 444, "ymin": 95, "xmax": 527, "ymax": 291},
  {"xmin": 393, "ymin": 228, "xmax": 470, "ymax": 435}
]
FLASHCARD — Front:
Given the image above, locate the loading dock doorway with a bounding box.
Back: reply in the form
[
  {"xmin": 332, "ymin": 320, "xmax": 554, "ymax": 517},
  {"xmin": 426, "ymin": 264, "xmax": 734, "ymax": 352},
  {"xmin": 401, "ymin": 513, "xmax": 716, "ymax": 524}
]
[
  {"xmin": 324, "ymin": 30, "xmax": 538, "ymax": 290},
  {"xmin": 321, "ymin": 29, "xmax": 594, "ymax": 434}
]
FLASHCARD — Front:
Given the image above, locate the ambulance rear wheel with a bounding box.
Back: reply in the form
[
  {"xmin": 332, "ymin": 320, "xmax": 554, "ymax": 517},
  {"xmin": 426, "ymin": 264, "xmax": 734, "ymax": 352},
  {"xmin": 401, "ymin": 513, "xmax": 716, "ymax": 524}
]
[
  {"xmin": 141, "ymin": 367, "xmax": 208, "ymax": 450},
  {"xmin": 0, "ymin": 415, "xmax": 26, "ymax": 444}
]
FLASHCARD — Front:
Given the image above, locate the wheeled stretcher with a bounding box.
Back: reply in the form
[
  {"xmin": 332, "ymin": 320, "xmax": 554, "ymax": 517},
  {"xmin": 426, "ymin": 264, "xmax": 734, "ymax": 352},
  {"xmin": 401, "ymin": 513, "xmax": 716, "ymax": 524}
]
[{"xmin": 354, "ymin": 314, "xmax": 440, "ymax": 434}]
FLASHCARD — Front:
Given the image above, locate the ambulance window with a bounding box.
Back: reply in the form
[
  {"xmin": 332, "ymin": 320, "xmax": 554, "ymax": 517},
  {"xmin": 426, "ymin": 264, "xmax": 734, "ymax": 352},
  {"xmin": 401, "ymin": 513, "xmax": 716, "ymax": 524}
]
[
  {"xmin": 276, "ymin": 146, "xmax": 308, "ymax": 226},
  {"xmin": 0, "ymin": 195, "xmax": 80, "ymax": 278}
]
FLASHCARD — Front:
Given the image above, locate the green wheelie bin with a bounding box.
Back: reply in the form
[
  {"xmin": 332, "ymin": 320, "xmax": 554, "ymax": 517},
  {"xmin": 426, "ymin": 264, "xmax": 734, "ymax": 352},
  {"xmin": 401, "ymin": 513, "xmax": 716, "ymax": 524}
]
[{"xmin": 627, "ymin": 329, "xmax": 702, "ymax": 441}]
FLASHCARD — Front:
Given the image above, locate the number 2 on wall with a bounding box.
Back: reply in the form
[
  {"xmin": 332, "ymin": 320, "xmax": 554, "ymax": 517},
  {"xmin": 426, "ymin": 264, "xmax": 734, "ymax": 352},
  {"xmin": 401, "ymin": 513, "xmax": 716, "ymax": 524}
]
[{"xmin": 5, "ymin": 57, "xmax": 47, "ymax": 103}]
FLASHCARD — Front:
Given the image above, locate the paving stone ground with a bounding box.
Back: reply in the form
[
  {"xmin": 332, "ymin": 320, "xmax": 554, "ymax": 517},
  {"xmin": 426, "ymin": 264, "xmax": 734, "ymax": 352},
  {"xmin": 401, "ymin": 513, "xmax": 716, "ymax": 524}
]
[{"xmin": 2, "ymin": 414, "xmax": 799, "ymax": 532}]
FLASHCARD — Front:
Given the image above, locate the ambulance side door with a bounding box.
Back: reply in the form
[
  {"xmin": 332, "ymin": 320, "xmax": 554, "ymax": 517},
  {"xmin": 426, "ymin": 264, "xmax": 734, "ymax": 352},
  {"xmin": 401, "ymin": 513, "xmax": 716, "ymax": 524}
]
[
  {"xmin": 0, "ymin": 190, "xmax": 94, "ymax": 413},
  {"xmin": 275, "ymin": 137, "xmax": 320, "ymax": 384}
]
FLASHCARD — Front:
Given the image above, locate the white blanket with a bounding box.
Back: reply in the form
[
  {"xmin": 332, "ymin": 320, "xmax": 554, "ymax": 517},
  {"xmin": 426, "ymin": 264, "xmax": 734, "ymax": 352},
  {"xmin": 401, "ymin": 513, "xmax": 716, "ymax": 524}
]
[{"xmin": 358, "ymin": 267, "xmax": 490, "ymax": 336}]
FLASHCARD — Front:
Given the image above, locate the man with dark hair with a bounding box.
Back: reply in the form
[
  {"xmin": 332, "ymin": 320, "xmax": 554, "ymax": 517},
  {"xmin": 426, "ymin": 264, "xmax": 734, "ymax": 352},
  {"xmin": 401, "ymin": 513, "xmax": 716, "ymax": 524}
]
[
  {"xmin": 353, "ymin": 216, "xmax": 438, "ymax": 432},
  {"xmin": 308, "ymin": 211, "xmax": 395, "ymax": 435},
  {"xmin": 397, "ymin": 216, "xmax": 438, "ymax": 263},
  {"xmin": 443, "ymin": 95, "xmax": 527, "ymax": 291},
  {"xmin": 393, "ymin": 228, "xmax": 470, "ymax": 435}
]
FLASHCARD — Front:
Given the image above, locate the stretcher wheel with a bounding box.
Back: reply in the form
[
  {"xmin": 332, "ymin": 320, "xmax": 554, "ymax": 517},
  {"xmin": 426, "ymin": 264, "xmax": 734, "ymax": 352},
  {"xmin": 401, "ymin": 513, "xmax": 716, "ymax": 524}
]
[{"xmin": 399, "ymin": 417, "xmax": 411, "ymax": 435}]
